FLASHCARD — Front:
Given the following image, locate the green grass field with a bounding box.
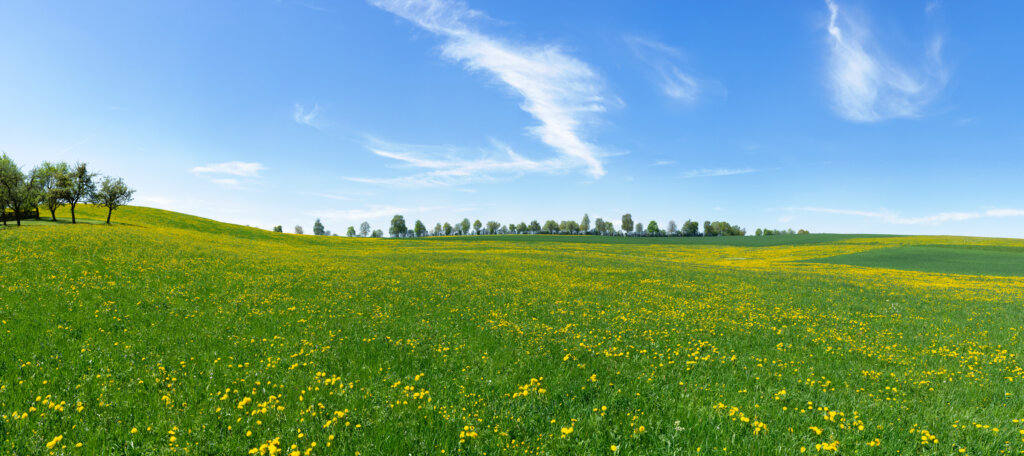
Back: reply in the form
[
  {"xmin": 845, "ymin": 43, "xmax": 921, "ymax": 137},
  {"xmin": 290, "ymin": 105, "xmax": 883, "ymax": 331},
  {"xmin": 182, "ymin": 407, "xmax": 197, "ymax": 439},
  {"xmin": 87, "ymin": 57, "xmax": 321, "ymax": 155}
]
[
  {"xmin": 811, "ymin": 245, "xmax": 1024, "ymax": 277},
  {"xmin": 2, "ymin": 206, "xmax": 1023, "ymax": 455}
]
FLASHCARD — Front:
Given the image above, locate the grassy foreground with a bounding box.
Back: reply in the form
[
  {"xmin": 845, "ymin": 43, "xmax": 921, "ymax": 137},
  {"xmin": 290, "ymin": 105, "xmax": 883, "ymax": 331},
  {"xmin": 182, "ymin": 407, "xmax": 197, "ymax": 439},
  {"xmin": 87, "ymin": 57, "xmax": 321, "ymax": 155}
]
[{"xmin": 1, "ymin": 206, "xmax": 1023, "ymax": 455}]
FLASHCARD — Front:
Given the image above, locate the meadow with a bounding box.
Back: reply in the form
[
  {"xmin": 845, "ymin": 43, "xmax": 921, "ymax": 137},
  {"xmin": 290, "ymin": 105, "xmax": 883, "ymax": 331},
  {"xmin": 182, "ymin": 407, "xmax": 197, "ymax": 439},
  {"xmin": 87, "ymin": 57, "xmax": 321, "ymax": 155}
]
[{"xmin": 2, "ymin": 206, "xmax": 1023, "ymax": 455}]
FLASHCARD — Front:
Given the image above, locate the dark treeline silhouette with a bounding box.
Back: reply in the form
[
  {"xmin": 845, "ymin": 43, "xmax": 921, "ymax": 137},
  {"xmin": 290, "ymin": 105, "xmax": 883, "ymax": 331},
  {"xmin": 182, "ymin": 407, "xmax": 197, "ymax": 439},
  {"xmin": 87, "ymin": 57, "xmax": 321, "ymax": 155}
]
[
  {"xmin": 0, "ymin": 154, "xmax": 134, "ymax": 226},
  {"xmin": 283, "ymin": 212, "xmax": 810, "ymax": 238}
]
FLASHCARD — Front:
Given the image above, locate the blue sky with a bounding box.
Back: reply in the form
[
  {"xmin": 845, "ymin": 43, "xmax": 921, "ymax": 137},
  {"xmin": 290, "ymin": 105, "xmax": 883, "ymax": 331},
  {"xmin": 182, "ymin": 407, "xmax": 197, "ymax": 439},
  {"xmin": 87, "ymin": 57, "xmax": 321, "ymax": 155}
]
[{"xmin": 3, "ymin": 0, "xmax": 1023, "ymax": 236}]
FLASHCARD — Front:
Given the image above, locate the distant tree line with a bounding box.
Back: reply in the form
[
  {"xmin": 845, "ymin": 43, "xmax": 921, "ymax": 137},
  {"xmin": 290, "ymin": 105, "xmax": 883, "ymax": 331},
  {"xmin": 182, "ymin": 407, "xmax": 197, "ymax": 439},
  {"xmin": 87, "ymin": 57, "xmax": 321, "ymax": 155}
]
[
  {"xmin": 0, "ymin": 154, "xmax": 134, "ymax": 226},
  {"xmin": 276, "ymin": 212, "xmax": 809, "ymax": 238},
  {"xmin": 755, "ymin": 228, "xmax": 810, "ymax": 236}
]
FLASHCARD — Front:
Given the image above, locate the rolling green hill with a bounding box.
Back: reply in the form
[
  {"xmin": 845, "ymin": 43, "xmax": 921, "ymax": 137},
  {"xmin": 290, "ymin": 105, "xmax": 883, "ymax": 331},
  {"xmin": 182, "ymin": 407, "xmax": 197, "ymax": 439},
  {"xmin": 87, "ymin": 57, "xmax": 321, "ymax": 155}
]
[{"xmin": 2, "ymin": 206, "xmax": 1023, "ymax": 455}]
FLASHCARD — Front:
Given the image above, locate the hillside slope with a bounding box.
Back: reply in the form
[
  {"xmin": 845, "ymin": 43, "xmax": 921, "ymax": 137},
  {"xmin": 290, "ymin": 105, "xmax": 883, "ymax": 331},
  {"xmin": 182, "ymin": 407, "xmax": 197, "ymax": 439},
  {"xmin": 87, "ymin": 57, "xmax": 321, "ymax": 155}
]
[{"xmin": 1, "ymin": 206, "xmax": 1023, "ymax": 454}]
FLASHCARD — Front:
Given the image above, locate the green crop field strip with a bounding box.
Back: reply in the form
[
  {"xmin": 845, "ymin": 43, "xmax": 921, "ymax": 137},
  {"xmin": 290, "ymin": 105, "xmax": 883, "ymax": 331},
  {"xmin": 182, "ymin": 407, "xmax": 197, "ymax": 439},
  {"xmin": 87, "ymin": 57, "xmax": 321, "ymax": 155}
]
[
  {"xmin": 810, "ymin": 245, "xmax": 1024, "ymax": 277},
  {"xmin": 2, "ymin": 206, "xmax": 1023, "ymax": 455}
]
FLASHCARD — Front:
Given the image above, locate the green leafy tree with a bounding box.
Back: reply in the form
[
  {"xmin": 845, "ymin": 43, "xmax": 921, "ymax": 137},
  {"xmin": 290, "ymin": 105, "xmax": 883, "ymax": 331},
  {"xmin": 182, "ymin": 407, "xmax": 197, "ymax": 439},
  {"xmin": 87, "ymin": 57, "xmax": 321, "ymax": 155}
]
[
  {"xmin": 414, "ymin": 220, "xmax": 427, "ymax": 237},
  {"xmin": 472, "ymin": 220, "xmax": 482, "ymax": 234},
  {"xmin": 92, "ymin": 176, "xmax": 135, "ymax": 223},
  {"xmin": 703, "ymin": 221, "xmax": 715, "ymax": 237},
  {"xmin": 294, "ymin": 225, "xmax": 303, "ymax": 234},
  {"xmin": 359, "ymin": 221, "xmax": 370, "ymax": 237},
  {"xmin": 0, "ymin": 154, "xmax": 43, "ymax": 227},
  {"xmin": 32, "ymin": 161, "xmax": 70, "ymax": 221},
  {"xmin": 460, "ymin": 218, "xmax": 471, "ymax": 235},
  {"xmin": 371, "ymin": 229, "xmax": 383, "ymax": 238},
  {"xmin": 580, "ymin": 213, "xmax": 591, "ymax": 233},
  {"xmin": 516, "ymin": 222, "xmax": 527, "ymax": 234},
  {"xmin": 390, "ymin": 215, "xmax": 408, "ymax": 238},
  {"xmin": 346, "ymin": 226, "xmax": 356, "ymax": 237},
  {"xmin": 542, "ymin": 220, "xmax": 559, "ymax": 233},
  {"xmin": 682, "ymin": 220, "xmax": 699, "ymax": 236},
  {"xmin": 529, "ymin": 220, "xmax": 541, "ymax": 233},
  {"xmin": 593, "ymin": 217, "xmax": 605, "ymax": 235},
  {"xmin": 313, "ymin": 219, "xmax": 326, "ymax": 235},
  {"xmin": 273, "ymin": 225, "xmax": 283, "ymax": 233},
  {"xmin": 63, "ymin": 162, "xmax": 97, "ymax": 224},
  {"xmin": 647, "ymin": 220, "xmax": 660, "ymax": 235},
  {"xmin": 621, "ymin": 213, "xmax": 633, "ymax": 235},
  {"xmin": 443, "ymin": 222, "xmax": 453, "ymax": 235},
  {"xmin": 486, "ymin": 220, "xmax": 500, "ymax": 235},
  {"xmin": 635, "ymin": 222, "xmax": 643, "ymax": 235}
]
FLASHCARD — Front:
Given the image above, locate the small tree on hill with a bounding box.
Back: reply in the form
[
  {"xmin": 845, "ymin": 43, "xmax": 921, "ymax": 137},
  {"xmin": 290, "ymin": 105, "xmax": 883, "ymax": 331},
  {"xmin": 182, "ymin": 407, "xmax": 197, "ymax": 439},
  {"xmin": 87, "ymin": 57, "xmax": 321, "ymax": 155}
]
[
  {"xmin": 472, "ymin": 220, "xmax": 482, "ymax": 234},
  {"xmin": 371, "ymin": 229, "xmax": 383, "ymax": 238},
  {"xmin": 294, "ymin": 225, "xmax": 304, "ymax": 234},
  {"xmin": 622, "ymin": 213, "xmax": 634, "ymax": 236},
  {"xmin": 390, "ymin": 215, "xmax": 408, "ymax": 238},
  {"xmin": 92, "ymin": 176, "xmax": 135, "ymax": 223},
  {"xmin": 486, "ymin": 220, "xmax": 500, "ymax": 235},
  {"xmin": 313, "ymin": 219, "xmax": 326, "ymax": 236},
  {"xmin": 32, "ymin": 161, "xmax": 70, "ymax": 221},
  {"xmin": 346, "ymin": 226, "xmax": 356, "ymax": 237},
  {"xmin": 273, "ymin": 225, "xmax": 283, "ymax": 232},
  {"xmin": 414, "ymin": 220, "xmax": 427, "ymax": 237},
  {"xmin": 62, "ymin": 162, "xmax": 97, "ymax": 224},
  {"xmin": 443, "ymin": 222, "xmax": 453, "ymax": 235},
  {"xmin": 647, "ymin": 220, "xmax": 659, "ymax": 235},
  {"xmin": 359, "ymin": 221, "xmax": 370, "ymax": 237},
  {"xmin": 0, "ymin": 154, "xmax": 39, "ymax": 226}
]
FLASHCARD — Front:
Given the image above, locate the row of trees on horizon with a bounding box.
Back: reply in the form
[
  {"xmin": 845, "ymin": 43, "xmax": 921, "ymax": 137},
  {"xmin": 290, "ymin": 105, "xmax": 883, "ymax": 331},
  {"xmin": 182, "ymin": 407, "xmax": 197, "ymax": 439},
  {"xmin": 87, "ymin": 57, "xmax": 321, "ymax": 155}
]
[
  {"xmin": 282, "ymin": 213, "xmax": 808, "ymax": 238},
  {"xmin": 0, "ymin": 154, "xmax": 135, "ymax": 226}
]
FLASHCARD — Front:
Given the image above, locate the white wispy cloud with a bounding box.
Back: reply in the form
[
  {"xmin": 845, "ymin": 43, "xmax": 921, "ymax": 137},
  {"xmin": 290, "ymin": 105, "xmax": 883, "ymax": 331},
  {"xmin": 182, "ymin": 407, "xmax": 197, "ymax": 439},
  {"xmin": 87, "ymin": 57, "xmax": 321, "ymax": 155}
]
[
  {"xmin": 190, "ymin": 161, "xmax": 267, "ymax": 177},
  {"xmin": 793, "ymin": 207, "xmax": 1024, "ymax": 225},
  {"xmin": 682, "ymin": 168, "xmax": 755, "ymax": 178},
  {"xmin": 370, "ymin": 0, "xmax": 610, "ymax": 178},
  {"xmin": 824, "ymin": 0, "xmax": 948, "ymax": 122},
  {"xmin": 346, "ymin": 138, "xmax": 564, "ymax": 188},
  {"xmin": 652, "ymin": 160, "xmax": 677, "ymax": 166},
  {"xmin": 210, "ymin": 178, "xmax": 241, "ymax": 187},
  {"xmin": 294, "ymin": 103, "xmax": 321, "ymax": 127},
  {"xmin": 626, "ymin": 36, "xmax": 703, "ymax": 103}
]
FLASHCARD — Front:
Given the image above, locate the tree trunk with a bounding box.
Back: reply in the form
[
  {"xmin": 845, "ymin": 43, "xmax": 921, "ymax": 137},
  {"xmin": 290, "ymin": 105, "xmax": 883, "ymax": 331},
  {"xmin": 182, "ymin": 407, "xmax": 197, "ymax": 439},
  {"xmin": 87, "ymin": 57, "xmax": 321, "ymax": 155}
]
[
  {"xmin": 50, "ymin": 208, "xmax": 57, "ymax": 221},
  {"xmin": 106, "ymin": 207, "xmax": 112, "ymax": 224},
  {"xmin": 70, "ymin": 203, "xmax": 76, "ymax": 224}
]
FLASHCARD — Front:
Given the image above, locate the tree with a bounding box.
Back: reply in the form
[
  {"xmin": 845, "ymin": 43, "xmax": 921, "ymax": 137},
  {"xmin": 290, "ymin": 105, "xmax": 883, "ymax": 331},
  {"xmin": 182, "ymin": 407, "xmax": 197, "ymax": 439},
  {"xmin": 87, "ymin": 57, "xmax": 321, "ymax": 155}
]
[
  {"xmin": 755, "ymin": 228, "xmax": 763, "ymax": 236},
  {"xmin": 273, "ymin": 225, "xmax": 283, "ymax": 233},
  {"xmin": 312, "ymin": 219, "xmax": 326, "ymax": 236},
  {"xmin": 541, "ymin": 220, "xmax": 559, "ymax": 233},
  {"xmin": 580, "ymin": 213, "xmax": 591, "ymax": 233},
  {"xmin": 621, "ymin": 213, "xmax": 634, "ymax": 235},
  {"xmin": 516, "ymin": 222, "xmax": 527, "ymax": 234},
  {"xmin": 798, "ymin": 229, "xmax": 810, "ymax": 234},
  {"xmin": 647, "ymin": 220, "xmax": 660, "ymax": 235},
  {"xmin": 529, "ymin": 220, "xmax": 541, "ymax": 233},
  {"xmin": 682, "ymin": 220, "xmax": 699, "ymax": 236},
  {"xmin": 0, "ymin": 154, "xmax": 41, "ymax": 227},
  {"xmin": 635, "ymin": 222, "xmax": 644, "ymax": 235},
  {"xmin": 414, "ymin": 220, "xmax": 427, "ymax": 237},
  {"xmin": 486, "ymin": 220, "xmax": 500, "ymax": 235},
  {"xmin": 471, "ymin": 219, "xmax": 482, "ymax": 234},
  {"xmin": 443, "ymin": 222, "xmax": 453, "ymax": 236},
  {"xmin": 703, "ymin": 221, "xmax": 715, "ymax": 237},
  {"xmin": 667, "ymin": 220, "xmax": 677, "ymax": 235},
  {"xmin": 460, "ymin": 218, "xmax": 471, "ymax": 235},
  {"xmin": 390, "ymin": 215, "xmax": 408, "ymax": 238},
  {"xmin": 91, "ymin": 176, "xmax": 135, "ymax": 223},
  {"xmin": 604, "ymin": 221, "xmax": 616, "ymax": 234},
  {"xmin": 32, "ymin": 161, "xmax": 70, "ymax": 221},
  {"xmin": 346, "ymin": 226, "xmax": 356, "ymax": 237},
  {"xmin": 371, "ymin": 229, "xmax": 383, "ymax": 238},
  {"xmin": 294, "ymin": 225, "xmax": 304, "ymax": 234},
  {"xmin": 593, "ymin": 217, "xmax": 605, "ymax": 235},
  {"xmin": 60, "ymin": 162, "xmax": 97, "ymax": 224},
  {"xmin": 359, "ymin": 221, "xmax": 371, "ymax": 237}
]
